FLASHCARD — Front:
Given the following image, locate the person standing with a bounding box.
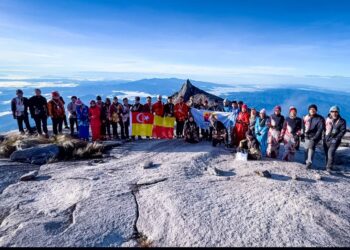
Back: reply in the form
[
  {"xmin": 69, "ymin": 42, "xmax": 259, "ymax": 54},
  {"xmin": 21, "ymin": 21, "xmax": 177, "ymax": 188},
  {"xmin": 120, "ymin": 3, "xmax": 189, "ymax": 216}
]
[
  {"xmin": 105, "ymin": 98, "xmax": 112, "ymax": 140},
  {"xmin": 238, "ymin": 101, "xmax": 244, "ymax": 112},
  {"xmin": 255, "ymin": 109, "xmax": 270, "ymax": 157},
  {"xmin": 164, "ymin": 96, "xmax": 175, "ymax": 117},
  {"xmin": 59, "ymin": 96, "xmax": 69, "ymax": 129},
  {"xmin": 143, "ymin": 96, "xmax": 152, "ymax": 113},
  {"xmin": 67, "ymin": 96, "xmax": 78, "ymax": 136},
  {"xmin": 208, "ymin": 99, "xmax": 224, "ymax": 140},
  {"xmin": 109, "ymin": 97, "xmax": 124, "ymax": 139},
  {"xmin": 29, "ymin": 88, "xmax": 48, "ymax": 137},
  {"xmin": 230, "ymin": 101, "xmax": 240, "ymax": 144},
  {"xmin": 301, "ymin": 104, "xmax": 325, "ymax": 169},
  {"xmin": 11, "ymin": 89, "xmax": 33, "ymax": 134},
  {"xmin": 249, "ymin": 108, "xmax": 257, "ymax": 134},
  {"xmin": 281, "ymin": 106, "xmax": 302, "ymax": 161},
  {"xmin": 48, "ymin": 91, "xmax": 65, "ymax": 136},
  {"xmin": 174, "ymin": 96, "xmax": 189, "ymax": 138},
  {"xmin": 75, "ymin": 99, "xmax": 89, "ymax": 141},
  {"xmin": 89, "ymin": 100, "xmax": 101, "ymax": 141},
  {"xmin": 233, "ymin": 104, "xmax": 250, "ymax": 147},
  {"xmin": 223, "ymin": 99, "xmax": 232, "ymax": 112},
  {"xmin": 267, "ymin": 106, "xmax": 285, "ymax": 158},
  {"xmin": 96, "ymin": 96, "xmax": 108, "ymax": 140},
  {"xmin": 323, "ymin": 106, "xmax": 346, "ymax": 172},
  {"xmin": 152, "ymin": 95, "xmax": 164, "ymax": 117},
  {"xmin": 130, "ymin": 96, "xmax": 143, "ymax": 140},
  {"xmin": 122, "ymin": 98, "xmax": 131, "ymax": 139}
]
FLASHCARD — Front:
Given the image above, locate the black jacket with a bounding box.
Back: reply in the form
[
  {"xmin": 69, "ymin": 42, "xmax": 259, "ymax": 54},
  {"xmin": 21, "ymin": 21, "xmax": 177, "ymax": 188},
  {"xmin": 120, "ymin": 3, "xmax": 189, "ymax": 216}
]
[
  {"xmin": 29, "ymin": 95, "xmax": 48, "ymax": 117},
  {"xmin": 164, "ymin": 103, "xmax": 175, "ymax": 117},
  {"xmin": 324, "ymin": 115, "xmax": 347, "ymax": 145},
  {"xmin": 131, "ymin": 103, "xmax": 144, "ymax": 112},
  {"xmin": 11, "ymin": 97, "xmax": 30, "ymax": 118},
  {"xmin": 302, "ymin": 114, "xmax": 325, "ymax": 143},
  {"xmin": 284, "ymin": 117, "xmax": 302, "ymax": 135},
  {"xmin": 270, "ymin": 114, "xmax": 285, "ymax": 131}
]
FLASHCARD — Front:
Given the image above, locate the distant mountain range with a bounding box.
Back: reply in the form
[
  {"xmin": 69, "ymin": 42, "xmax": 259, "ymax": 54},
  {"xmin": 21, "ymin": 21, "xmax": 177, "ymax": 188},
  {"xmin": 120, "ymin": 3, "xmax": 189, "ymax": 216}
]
[{"xmin": 0, "ymin": 77, "xmax": 349, "ymax": 132}]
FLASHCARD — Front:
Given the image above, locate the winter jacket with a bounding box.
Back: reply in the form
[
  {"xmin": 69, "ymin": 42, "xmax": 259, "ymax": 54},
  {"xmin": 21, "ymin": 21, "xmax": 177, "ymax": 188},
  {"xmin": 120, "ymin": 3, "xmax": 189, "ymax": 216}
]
[
  {"xmin": 47, "ymin": 99, "xmax": 65, "ymax": 119},
  {"xmin": 302, "ymin": 114, "xmax": 325, "ymax": 143},
  {"xmin": 97, "ymin": 102, "xmax": 108, "ymax": 121},
  {"xmin": 269, "ymin": 113, "xmax": 285, "ymax": 131},
  {"xmin": 67, "ymin": 102, "xmax": 77, "ymax": 119},
  {"xmin": 131, "ymin": 103, "xmax": 143, "ymax": 112},
  {"xmin": 281, "ymin": 116, "xmax": 302, "ymax": 138},
  {"xmin": 249, "ymin": 115, "xmax": 257, "ymax": 132},
  {"xmin": 11, "ymin": 97, "xmax": 30, "ymax": 118},
  {"xmin": 109, "ymin": 102, "xmax": 123, "ymax": 123},
  {"xmin": 234, "ymin": 111, "xmax": 250, "ymax": 146},
  {"xmin": 152, "ymin": 101, "xmax": 164, "ymax": 116},
  {"xmin": 164, "ymin": 103, "xmax": 175, "ymax": 117},
  {"xmin": 29, "ymin": 95, "xmax": 48, "ymax": 117},
  {"xmin": 324, "ymin": 115, "xmax": 347, "ymax": 145},
  {"xmin": 76, "ymin": 105, "xmax": 89, "ymax": 127},
  {"xmin": 143, "ymin": 103, "xmax": 152, "ymax": 113},
  {"xmin": 174, "ymin": 102, "xmax": 189, "ymax": 121},
  {"xmin": 122, "ymin": 103, "xmax": 132, "ymax": 123},
  {"xmin": 255, "ymin": 116, "xmax": 270, "ymax": 137}
]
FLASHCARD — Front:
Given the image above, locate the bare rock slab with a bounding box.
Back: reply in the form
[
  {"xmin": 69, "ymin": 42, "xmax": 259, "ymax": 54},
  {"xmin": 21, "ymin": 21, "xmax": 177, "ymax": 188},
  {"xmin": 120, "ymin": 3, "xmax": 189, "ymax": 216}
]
[{"xmin": 10, "ymin": 144, "xmax": 60, "ymax": 165}]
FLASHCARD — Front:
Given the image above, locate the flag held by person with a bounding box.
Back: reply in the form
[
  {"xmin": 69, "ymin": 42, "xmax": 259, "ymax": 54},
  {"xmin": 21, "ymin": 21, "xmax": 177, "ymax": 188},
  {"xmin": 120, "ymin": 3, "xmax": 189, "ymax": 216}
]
[
  {"xmin": 152, "ymin": 115, "xmax": 175, "ymax": 139},
  {"xmin": 190, "ymin": 108, "xmax": 237, "ymax": 129},
  {"xmin": 131, "ymin": 112, "xmax": 154, "ymax": 137}
]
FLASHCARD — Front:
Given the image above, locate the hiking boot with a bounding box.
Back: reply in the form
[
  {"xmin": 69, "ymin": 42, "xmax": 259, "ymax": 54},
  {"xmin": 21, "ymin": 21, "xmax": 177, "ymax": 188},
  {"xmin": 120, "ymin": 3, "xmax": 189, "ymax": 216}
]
[{"xmin": 305, "ymin": 162, "xmax": 312, "ymax": 169}]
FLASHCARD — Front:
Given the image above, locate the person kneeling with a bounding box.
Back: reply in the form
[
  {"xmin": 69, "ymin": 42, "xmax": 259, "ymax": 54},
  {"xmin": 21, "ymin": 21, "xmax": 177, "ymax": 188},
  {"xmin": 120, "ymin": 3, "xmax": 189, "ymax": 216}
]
[
  {"xmin": 210, "ymin": 114, "xmax": 227, "ymax": 147},
  {"xmin": 184, "ymin": 116, "xmax": 199, "ymax": 143},
  {"xmin": 238, "ymin": 130, "xmax": 262, "ymax": 160}
]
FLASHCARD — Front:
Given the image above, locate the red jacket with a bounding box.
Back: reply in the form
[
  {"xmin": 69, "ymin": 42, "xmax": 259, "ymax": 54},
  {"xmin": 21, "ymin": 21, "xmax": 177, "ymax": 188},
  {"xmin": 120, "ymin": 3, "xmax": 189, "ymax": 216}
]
[
  {"xmin": 143, "ymin": 102, "xmax": 152, "ymax": 113},
  {"xmin": 152, "ymin": 101, "xmax": 164, "ymax": 116},
  {"xmin": 233, "ymin": 111, "xmax": 250, "ymax": 146},
  {"xmin": 174, "ymin": 102, "xmax": 189, "ymax": 121}
]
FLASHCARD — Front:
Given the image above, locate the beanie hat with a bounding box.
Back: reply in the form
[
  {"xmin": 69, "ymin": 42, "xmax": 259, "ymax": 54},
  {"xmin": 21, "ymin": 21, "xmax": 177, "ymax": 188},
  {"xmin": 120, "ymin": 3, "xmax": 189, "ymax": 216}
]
[
  {"xmin": 308, "ymin": 104, "xmax": 318, "ymax": 111},
  {"xmin": 289, "ymin": 106, "xmax": 297, "ymax": 113},
  {"xmin": 16, "ymin": 89, "xmax": 23, "ymax": 94},
  {"xmin": 260, "ymin": 108, "xmax": 266, "ymax": 114},
  {"xmin": 242, "ymin": 104, "xmax": 248, "ymax": 110},
  {"xmin": 329, "ymin": 105, "xmax": 340, "ymax": 113},
  {"xmin": 96, "ymin": 96, "xmax": 102, "ymax": 101},
  {"xmin": 90, "ymin": 100, "xmax": 96, "ymax": 105},
  {"xmin": 274, "ymin": 105, "xmax": 281, "ymax": 111}
]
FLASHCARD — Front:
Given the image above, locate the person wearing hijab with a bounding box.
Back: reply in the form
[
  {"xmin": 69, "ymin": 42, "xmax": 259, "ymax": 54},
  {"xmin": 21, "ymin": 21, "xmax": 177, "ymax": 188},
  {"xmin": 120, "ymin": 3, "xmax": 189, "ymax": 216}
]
[
  {"xmin": 89, "ymin": 100, "xmax": 101, "ymax": 141},
  {"xmin": 267, "ymin": 105, "xmax": 285, "ymax": 158},
  {"xmin": 255, "ymin": 109, "xmax": 270, "ymax": 157},
  {"xmin": 233, "ymin": 104, "xmax": 250, "ymax": 147},
  {"xmin": 47, "ymin": 91, "xmax": 65, "ymax": 135},
  {"xmin": 281, "ymin": 106, "xmax": 302, "ymax": 161},
  {"xmin": 76, "ymin": 99, "xmax": 90, "ymax": 141}
]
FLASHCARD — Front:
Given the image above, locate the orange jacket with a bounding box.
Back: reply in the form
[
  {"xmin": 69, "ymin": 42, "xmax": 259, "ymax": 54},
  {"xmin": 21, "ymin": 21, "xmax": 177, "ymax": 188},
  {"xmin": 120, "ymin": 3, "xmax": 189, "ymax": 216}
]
[
  {"xmin": 47, "ymin": 99, "xmax": 65, "ymax": 118},
  {"xmin": 174, "ymin": 102, "xmax": 189, "ymax": 121}
]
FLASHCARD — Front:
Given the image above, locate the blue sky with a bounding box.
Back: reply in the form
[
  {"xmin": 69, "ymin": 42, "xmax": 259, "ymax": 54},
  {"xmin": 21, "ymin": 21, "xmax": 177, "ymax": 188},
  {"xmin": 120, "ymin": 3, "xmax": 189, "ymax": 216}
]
[{"xmin": 0, "ymin": 0, "xmax": 350, "ymax": 87}]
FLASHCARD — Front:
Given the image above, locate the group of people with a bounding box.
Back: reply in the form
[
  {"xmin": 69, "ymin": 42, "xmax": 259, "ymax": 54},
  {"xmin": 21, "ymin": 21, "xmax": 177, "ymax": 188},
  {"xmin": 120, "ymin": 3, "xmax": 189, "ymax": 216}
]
[{"xmin": 11, "ymin": 89, "xmax": 347, "ymax": 172}]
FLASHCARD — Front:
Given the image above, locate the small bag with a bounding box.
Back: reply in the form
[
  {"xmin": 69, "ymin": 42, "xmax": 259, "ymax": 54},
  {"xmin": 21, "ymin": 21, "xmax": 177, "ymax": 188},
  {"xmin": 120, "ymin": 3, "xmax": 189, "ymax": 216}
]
[{"xmin": 235, "ymin": 151, "xmax": 248, "ymax": 162}]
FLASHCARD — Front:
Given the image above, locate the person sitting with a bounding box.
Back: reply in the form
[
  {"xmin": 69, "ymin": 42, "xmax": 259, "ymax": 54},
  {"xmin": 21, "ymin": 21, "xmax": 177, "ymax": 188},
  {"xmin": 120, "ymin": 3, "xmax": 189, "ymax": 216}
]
[
  {"xmin": 184, "ymin": 116, "xmax": 199, "ymax": 143},
  {"xmin": 210, "ymin": 114, "xmax": 227, "ymax": 147},
  {"xmin": 238, "ymin": 130, "xmax": 262, "ymax": 160}
]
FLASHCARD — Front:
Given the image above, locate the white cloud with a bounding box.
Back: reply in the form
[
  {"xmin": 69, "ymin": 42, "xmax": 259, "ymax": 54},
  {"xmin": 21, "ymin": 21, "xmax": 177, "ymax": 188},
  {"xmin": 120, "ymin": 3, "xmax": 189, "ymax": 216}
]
[
  {"xmin": 0, "ymin": 81, "xmax": 79, "ymax": 88},
  {"xmin": 0, "ymin": 111, "xmax": 11, "ymax": 117},
  {"xmin": 1, "ymin": 100, "xmax": 11, "ymax": 105},
  {"xmin": 112, "ymin": 90, "xmax": 154, "ymax": 99}
]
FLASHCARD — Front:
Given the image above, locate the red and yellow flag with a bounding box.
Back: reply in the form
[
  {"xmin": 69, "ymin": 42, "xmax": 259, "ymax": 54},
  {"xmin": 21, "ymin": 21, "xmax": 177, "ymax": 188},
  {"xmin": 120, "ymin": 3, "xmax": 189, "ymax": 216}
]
[
  {"xmin": 131, "ymin": 112, "xmax": 154, "ymax": 137},
  {"xmin": 152, "ymin": 115, "xmax": 175, "ymax": 139}
]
